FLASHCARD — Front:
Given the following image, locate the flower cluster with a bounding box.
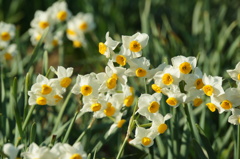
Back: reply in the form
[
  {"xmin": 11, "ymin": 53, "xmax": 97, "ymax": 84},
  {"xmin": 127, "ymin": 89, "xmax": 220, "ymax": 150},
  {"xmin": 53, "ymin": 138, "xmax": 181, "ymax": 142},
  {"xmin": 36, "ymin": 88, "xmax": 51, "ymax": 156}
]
[
  {"xmin": 2, "ymin": 142, "xmax": 86, "ymax": 159},
  {"xmin": 28, "ymin": 66, "xmax": 73, "ymax": 106},
  {"xmin": 0, "ymin": 21, "xmax": 18, "ymax": 63},
  {"xmin": 29, "ymin": 1, "xmax": 95, "ymax": 50}
]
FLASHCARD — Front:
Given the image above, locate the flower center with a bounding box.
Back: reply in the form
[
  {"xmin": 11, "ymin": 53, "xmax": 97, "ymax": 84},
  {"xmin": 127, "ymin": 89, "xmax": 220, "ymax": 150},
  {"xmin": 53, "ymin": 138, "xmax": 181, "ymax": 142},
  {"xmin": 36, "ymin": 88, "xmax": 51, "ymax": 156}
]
[
  {"xmin": 117, "ymin": 119, "xmax": 126, "ymax": 128},
  {"xmin": 166, "ymin": 97, "xmax": 178, "ymax": 106},
  {"xmin": 148, "ymin": 101, "xmax": 160, "ymax": 113},
  {"xmin": 81, "ymin": 85, "xmax": 93, "ymax": 96},
  {"xmin": 99, "ymin": 42, "xmax": 107, "ymax": 55},
  {"xmin": 36, "ymin": 34, "xmax": 42, "ymax": 41},
  {"xmin": 238, "ymin": 117, "xmax": 240, "ymax": 124},
  {"xmin": 39, "ymin": 21, "xmax": 49, "ymax": 29},
  {"xmin": 220, "ymin": 100, "xmax": 232, "ymax": 110},
  {"xmin": 36, "ymin": 96, "xmax": 47, "ymax": 105},
  {"xmin": 158, "ymin": 123, "xmax": 168, "ymax": 134},
  {"xmin": 4, "ymin": 53, "xmax": 13, "ymax": 60},
  {"xmin": 129, "ymin": 40, "xmax": 141, "ymax": 52},
  {"xmin": 67, "ymin": 29, "xmax": 76, "ymax": 35},
  {"xmin": 206, "ymin": 103, "xmax": 216, "ymax": 112},
  {"xmin": 179, "ymin": 62, "xmax": 192, "ymax": 74},
  {"xmin": 238, "ymin": 74, "xmax": 240, "ymax": 80},
  {"xmin": 107, "ymin": 75, "xmax": 118, "ymax": 89},
  {"xmin": 73, "ymin": 41, "xmax": 82, "ymax": 48},
  {"xmin": 162, "ymin": 73, "xmax": 174, "ymax": 85},
  {"xmin": 116, "ymin": 55, "xmax": 127, "ymax": 66},
  {"xmin": 124, "ymin": 95, "xmax": 134, "ymax": 107},
  {"xmin": 41, "ymin": 84, "xmax": 52, "ymax": 95},
  {"xmin": 194, "ymin": 78, "xmax": 204, "ymax": 89},
  {"xmin": 1, "ymin": 32, "xmax": 10, "ymax": 41},
  {"xmin": 79, "ymin": 22, "xmax": 88, "ymax": 31},
  {"xmin": 54, "ymin": 95, "xmax": 62, "ymax": 103},
  {"xmin": 104, "ymin": 102, "xmax": 116, "ymax": 116},
  {"xmin": 70, "ymin": 154, "xmax": 82, "ymax": 159},
  {"xmin": 57, "ymin": 11, "xmax": 67, "ymax": 21},
  {"xmin": 91, "ymin": 103, "xmax": 102, "ymax": 112},
  {"xmin": 202, "ymin": 85, "xmax": 214, "ymax": 96},
  {"xmin": 60, "ymin": 77, "xmax": 72, "ymax": 88},
  {"xmin": 151, "ymin": 84, "xmax": 161, "ymax": 93},
  {"xmin": 193, "ymin": 98, "xmax": 203, "ymax": 107},
  {"xmin": 141, "ymin": 137, "xmax": 151, "ymax": 146},
  {"xmin": 52, "ymin": 40, "xmax": 58, "ymax": 46},
  {"xmin": 135, "ymin": 68, "xmax": 147, "ymax": 77}
]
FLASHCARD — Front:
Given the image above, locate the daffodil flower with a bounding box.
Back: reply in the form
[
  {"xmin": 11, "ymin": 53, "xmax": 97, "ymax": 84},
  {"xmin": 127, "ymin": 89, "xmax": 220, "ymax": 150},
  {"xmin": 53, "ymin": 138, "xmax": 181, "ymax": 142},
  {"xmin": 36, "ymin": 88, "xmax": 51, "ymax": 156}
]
[
  {"xmin": 228, "ymin": 108, "xmax": 240, "ymax": 125},
  {"xmin": 137, "ymin": 93, "xmax": 162, "ymax": 120},
  {"xmin": 202, "ymin": 74, "xmax": 224, "ymax": 97},
  {"xmin": 227, "ymin": 62, "xmax": 240, "ymax": 84},
  {"xmin": 149, "ymin": 113, "xmax": 172, "ymax": 134},
  {"xmin": 122, "ymin": 32, "xmax": 149, "ymax": 58}
]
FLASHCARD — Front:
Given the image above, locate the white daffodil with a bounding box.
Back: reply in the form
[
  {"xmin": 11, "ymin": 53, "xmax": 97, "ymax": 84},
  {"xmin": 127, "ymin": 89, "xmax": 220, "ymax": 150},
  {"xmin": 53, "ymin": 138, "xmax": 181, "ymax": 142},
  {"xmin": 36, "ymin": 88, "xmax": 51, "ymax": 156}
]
[
  {"xmin": 184, "ymin": 67, "xmax": 204, "ymax": 91},
  {"xmin": 162, "ymin": 85, "xmax": 186, "ymax": 108},
  {"xmin": 100, "ymin": 93, "xmax": 124, "ymax": 117},
  {"xmin": 228, "ymin": 108, "xmax": 240, "ymax": 125},
  {"xmin": 209, "ymin": 88, "xmax": 240, "ymax": 113},
  {"xmin": 44, "ymin": 31, "xmax": 64, "ymax": 50},
  {"xmin": 125, "ymin": 57, "xmax": 150, "ymax": 78},
  {"xmin": 28, "ymin": 74, "xmax": 63, "ymax": 106},
  {"xmin": 112, "ymin": 45, "xmax": 132, "ymax": 67},
  {"xmin": 206, "ymin": 95, "xmax": 225, "ymax": 114},
  {"xmin": 29, "ymin": 28, "xmax": 43, "ymax": 46},
  {"xmin": 185, "ymin": 88, "xmax": 204, "ymax": 107},
  {"xmin": 149, "ymin": 113, "xmax": 172, "ymax": 134},
  {"xmin": 121, "ymin": 84, "xmax": 135, "ymax": 107},
  {"xmin": 0, "ymin": 43, "xmax": 18, "ymax": 61},
  {"xmin": 21, "ymin": 143, "xmax": 57, "ymax": 159},
  {"xmin": 98, "ymin": 32, "xmax": 120, "ymax": 58},
  {"xmin": 0, "ymin": 22, "xmax": 15, "ymax": 48},
  {"xmin": 153, "ymin": 65, "xmax": 181, "ymax": 88},
  {"xmin": 71, "ymin": 73, "xmax": 100, "ymax": 97},
  {"xmin": 81, "ymin": 93, "xmax": 107, "ymax": 118},
  {"xmin": 146, "ymin": 62, "xmax": 167, "ymax": 83},
  {"xmin": 48, "ymin": 1, "xmax": 72, "ymax": 22},
  {"xmin": 202, "ymin": 74, "xmax": 224, "ymax": 97},
  {"xmin": 74, "ymin": 12, "xmax": 95, "ymax": 33},
  {"xmin": 129, "ymin": 127, "xmax": 157, "ymax": 147},
  {"xmin": 30, "ymin": 10, "xmax": 52, "ymax": 31},
  {"xmin": 137, "ymin": 93, "xmax": 162, "ymax": 120},
  {"xmin": 3, "ymin": 143, "xmax": 23, "ymax": 159},
  {"xmin": 98, "ymin": 60, "xmax": 127, "ymax": 93},
  {"xmin": 171, "ymin": 55, "xmax": 197, "ymax": 76},
  {"xmin": 122, "ymin": 32, "xmax": 149, "ymax": 58},
  {"xmin": 50, "ymin": 66, "xmax": 73, "ymax": 88},
  {"xmin": 227, "ymin": 62, "xmax": 240, "ymax": 84},
  {"xmin": 107, "ymin": 112, "xmax": 126, "ymax": 136},
  {"xmin": 56, "ymin": 142, "xmax": 87, "ymax": 159}
]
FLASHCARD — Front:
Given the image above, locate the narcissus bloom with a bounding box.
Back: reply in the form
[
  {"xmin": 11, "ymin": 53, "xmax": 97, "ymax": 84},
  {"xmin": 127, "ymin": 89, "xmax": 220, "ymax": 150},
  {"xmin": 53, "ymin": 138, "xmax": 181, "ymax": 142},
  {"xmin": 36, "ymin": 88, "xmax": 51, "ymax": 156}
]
[
  {"xmin": 227, "ymin": 62, "xmax": 240, "ymax": 84},
  {"xmin": 30, "ymin": 10, "xmax": 52, "ymax": 31},
  {"xmin": 0, "ymin": 44, "xmax": 18, "ymax": 61},
  {"xmin": 228, "ymin": 108, "xmax": 240, "ymax": 125},
  {"xmin": 149, "ymin": 113, "xmax": 172, "ymax": 134},
  {"xmin": 122, "ymin": 32, "xmax": 149, "ymax": 58},
  {"xmin": 71, "ymin": 73, "xmax": 100, "ymax": 97},
  {"xmin": 50, "ymin": 66, "xmax": 73, "ymax": 89},
  {"xmin": 129, "ymin": 127, "xmax": 157, "ymax": 147},
  {"xmin": 48, "ymin": 1, "xmax": 72, "ymax": 22},
  {"xmin": 202, "ymin": 74, "xmax": 224, "ymax": 97},
  {"xmin": 98, "ymin": 32, "xmax": 120, "ymax": 58},
  {"xmin": 171, "ymin": 55, "xmax": 197, "ymax": 75},
  {"xmin": 122, "ymin": 84, "xmax": 135, "ymax": 107},
  {"xmin": 0, "ymin": 22, "xmax": 15, "ymax": 48},
  {"xmin": 21, "ymin": 143, "xmax": 57, "ymax": 159},
  {"xmin": 137, "ymin": 93, "xmax": 162, "ymax": 120},
  {"xmin": 3, "ymin": 143, "xmax": 23, "ymax": 159},
  {"xmin": 162, "ymin": 85, "xmax": 186, "ymax": 108},
  {"xmin": 125, "ymin": 57, "xmax": 150, "ymax": 78},
  {"xmin": 184, "ymin": 67, "xmax": 204, "ymax": 91}
]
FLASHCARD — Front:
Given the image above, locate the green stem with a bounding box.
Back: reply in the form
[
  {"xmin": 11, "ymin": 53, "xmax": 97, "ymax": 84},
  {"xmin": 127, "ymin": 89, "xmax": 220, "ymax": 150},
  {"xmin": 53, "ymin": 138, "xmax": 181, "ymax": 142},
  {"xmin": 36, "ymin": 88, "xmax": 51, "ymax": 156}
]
[
  {"xmin": 62, "ymin": 111, "xmax": 79, "ymax": 143},
  {"xmin": 22, "ymin": 105, "xmax": 36, "ymax": 131},
  {"xmin": 59, "ymin": 44, "xmax": 64, "ymax": 66},
  {"xmin": 52, "ymin": 92, "xmax": 72, "ymax": 133},
  {"xmin": 116, "ymin": 101, "xmax": 138, "ymax": 159},
  {"xmin": 75, "ymin": 117, "xmax": 96, "ymax": 143}
]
